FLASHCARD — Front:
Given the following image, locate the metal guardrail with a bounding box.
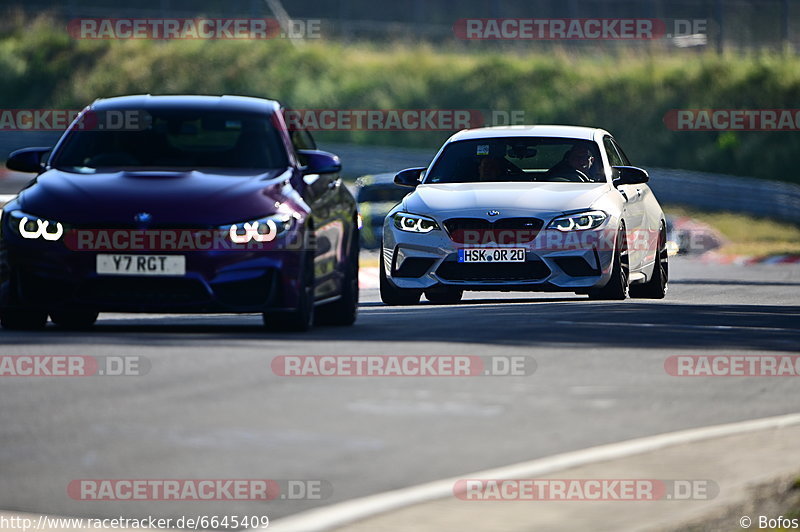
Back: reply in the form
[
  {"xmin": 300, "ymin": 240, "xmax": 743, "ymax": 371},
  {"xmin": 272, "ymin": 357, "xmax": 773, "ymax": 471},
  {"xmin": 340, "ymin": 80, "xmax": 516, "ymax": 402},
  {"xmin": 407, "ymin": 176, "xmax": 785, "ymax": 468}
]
[
  {"xmin": 2, "ymin": 135, "xmax": 798, "ymax": 221},
  {"xmin": 646, "ymin": 167, "xmax": 800, "ymax": 222}
]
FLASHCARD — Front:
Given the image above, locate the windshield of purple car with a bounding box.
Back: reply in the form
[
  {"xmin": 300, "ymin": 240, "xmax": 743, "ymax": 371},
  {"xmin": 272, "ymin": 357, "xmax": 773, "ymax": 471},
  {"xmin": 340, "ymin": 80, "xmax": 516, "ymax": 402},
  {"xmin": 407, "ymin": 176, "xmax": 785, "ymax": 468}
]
[
  {"xmin": 425, "ymin": 138, "xmax": 605, "ymax": 184},
  {"xmin": 51, "ymin": 109, "xmax": 289, "ymax": 171}
]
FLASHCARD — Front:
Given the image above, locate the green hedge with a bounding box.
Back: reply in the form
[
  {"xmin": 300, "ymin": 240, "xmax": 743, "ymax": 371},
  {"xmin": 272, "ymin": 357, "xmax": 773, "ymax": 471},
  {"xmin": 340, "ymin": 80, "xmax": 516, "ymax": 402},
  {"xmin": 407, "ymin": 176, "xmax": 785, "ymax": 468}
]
[{"xmin": 2, "ymin": 14, "xmax": 799, "ymax": 183}]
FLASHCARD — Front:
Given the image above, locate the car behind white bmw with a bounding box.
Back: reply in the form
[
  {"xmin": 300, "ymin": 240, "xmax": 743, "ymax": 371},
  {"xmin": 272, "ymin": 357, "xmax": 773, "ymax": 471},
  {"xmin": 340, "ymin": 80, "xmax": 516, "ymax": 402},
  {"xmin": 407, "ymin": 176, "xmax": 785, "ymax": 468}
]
[{"xmin": 380, "ymin": 125, "xmax": 668, "ymax": 304}]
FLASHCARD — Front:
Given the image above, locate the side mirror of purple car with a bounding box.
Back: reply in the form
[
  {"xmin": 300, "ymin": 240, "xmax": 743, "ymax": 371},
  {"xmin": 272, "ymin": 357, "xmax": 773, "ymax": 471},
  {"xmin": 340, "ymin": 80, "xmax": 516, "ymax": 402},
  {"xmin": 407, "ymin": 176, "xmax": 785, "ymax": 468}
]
[
  {"xmin": 298, "ymin": 150, "xmax": 341, "ymax": 175},
  {"xmin": 6, "ymin": 147, "xmax": 50, "ymax": 173}
]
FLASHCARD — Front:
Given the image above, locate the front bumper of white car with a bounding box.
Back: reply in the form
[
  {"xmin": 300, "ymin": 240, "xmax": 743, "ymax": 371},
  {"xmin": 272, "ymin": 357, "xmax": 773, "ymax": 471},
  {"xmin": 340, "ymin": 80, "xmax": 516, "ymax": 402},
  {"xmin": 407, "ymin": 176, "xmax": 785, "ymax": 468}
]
[{"xmin": 382, "ymin": 208, "xmax": 620, "ymax": 292}]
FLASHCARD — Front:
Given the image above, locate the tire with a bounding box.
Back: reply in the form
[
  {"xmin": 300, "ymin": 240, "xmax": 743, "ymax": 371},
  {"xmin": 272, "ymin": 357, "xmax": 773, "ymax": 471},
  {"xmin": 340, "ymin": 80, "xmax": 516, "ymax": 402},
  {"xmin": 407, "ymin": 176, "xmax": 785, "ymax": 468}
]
[
  {"xmin": 1, "ymin": 309, "xmax": 48, "ymax": 330},
  {"xmin": 425, "ymin": 286, "xmax": 463, "ymax": 304},
  {"xmin": 630, "ymin": 222, "xmax": 668, "ymax": 299},
  {"xmin": 315, "ymin": 228, "xmax": 359, "ymax": 326},
  {"xmin": 49, "ymin": 310, "xmax": 99, "ymax": 330},
  {"xmin": 379, "ymin": 251, "xmax": 421, "ymax": 306},
  {"xmin": 588, "ymin": 225, "xmax": 629, "ymax": 301},
  {"xmin": 263, "ymin": 236, "xmax": 315, "ymax": 332}
]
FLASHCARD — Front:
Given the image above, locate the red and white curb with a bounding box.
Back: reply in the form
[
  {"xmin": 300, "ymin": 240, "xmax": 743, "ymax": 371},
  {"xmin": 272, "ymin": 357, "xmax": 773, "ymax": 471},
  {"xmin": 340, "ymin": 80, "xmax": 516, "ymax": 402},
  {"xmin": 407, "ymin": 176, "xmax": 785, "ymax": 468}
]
[
  {"xmin": 698, "ymin": 251, "xmax": 800, "ymax": 266},
  {"xmin": 669, "ymin": 215, "xmax": 800, "ymax": 266}
]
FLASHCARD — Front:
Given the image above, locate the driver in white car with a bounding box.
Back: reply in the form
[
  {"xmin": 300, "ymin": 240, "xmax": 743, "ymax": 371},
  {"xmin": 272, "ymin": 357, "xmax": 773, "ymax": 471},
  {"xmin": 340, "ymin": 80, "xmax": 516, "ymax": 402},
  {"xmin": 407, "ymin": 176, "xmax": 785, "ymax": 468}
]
[{"xmin": 547, "ymin": 146, "xmax": 597, "ymax": 182}]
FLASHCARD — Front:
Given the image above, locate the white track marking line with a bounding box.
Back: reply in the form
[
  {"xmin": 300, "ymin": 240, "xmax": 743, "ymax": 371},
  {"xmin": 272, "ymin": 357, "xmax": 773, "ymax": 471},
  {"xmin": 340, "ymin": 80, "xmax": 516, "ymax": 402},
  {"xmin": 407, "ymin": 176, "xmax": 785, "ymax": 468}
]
[
  {"xmin": 266, "ymin": 412, "xmax": 800, "ymax": 532},
  {"xmin": 555, "ymin": 320, "xmax": 795, "ymax": 332}
]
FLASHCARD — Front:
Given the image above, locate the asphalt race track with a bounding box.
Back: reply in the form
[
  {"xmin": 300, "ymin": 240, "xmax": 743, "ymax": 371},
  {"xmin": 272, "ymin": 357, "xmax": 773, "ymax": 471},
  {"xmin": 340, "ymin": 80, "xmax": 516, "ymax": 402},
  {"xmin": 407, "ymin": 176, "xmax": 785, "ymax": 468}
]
[{"xmin": 1, "ymin": 256, "xmax": 798, "ymax": 523}]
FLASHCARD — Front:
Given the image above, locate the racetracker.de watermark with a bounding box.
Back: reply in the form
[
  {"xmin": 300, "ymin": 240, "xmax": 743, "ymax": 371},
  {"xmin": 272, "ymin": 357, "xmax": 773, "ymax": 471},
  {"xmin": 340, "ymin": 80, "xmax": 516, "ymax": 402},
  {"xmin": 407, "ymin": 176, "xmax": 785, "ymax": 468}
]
[
  {"xmin": 452, "ymin": 228, "xmax": 662, "ymax": 251},
  {"xmin": 68, "ymin": 479, "xmax": 332, "ymax": 501},
  {"xmin": 665, "ymin": 355, "xmax": 800, "ymax": 377},
  {"xmin": 0, "ymin": 108, "xmax": 527, "ymax": 132},
  {"xmin": 61, "ymin": 227, "xmax": 299, "ymax": 252},
  {"xmin": 0, "ymin": 355, "xmax": 149, "ymax": 376},
  {"xmin": 453, "ymin": 18, "xmax": 707, "ymax": 40},
  {"xmin": 67, "ymin": 18, "xmax": 322, "ymax": 40},
  {"xmin": 271, "ymin": 355, "xmax": 536, "ymax": 377},
  {"xmin": 284, "ymin": 109, "xmax": 485, "ymax": 131},
  {"xmin": 664, "ymin": 109, "xmax": 800, "ymax": 131},
  {"xmin": 453, "ymin": 479, "xmax": 718, "ymax": 501},
  {"xmin": 0, "ymin": 109, "xmax": 149, "ymax": 131}
]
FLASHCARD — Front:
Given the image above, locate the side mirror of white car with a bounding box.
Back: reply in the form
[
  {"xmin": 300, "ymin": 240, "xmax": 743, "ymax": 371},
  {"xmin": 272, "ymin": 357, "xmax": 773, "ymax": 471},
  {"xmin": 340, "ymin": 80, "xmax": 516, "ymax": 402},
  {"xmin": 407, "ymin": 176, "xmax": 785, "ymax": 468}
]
[
  {"xmin": 394, "ymin": 167, "xmax": 426, "ymax": 188},
  {"xmin": 612, "ymin": 166, "xmax": 649, "ymax": 186}
]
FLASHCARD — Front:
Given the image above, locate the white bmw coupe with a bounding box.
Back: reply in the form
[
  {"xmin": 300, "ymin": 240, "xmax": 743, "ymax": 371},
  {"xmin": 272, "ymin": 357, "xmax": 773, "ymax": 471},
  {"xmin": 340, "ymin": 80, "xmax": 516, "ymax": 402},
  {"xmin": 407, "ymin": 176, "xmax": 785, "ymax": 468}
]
[{"xmin": 380, "ymin": 125, "xmax": 668, "ymax": 304}]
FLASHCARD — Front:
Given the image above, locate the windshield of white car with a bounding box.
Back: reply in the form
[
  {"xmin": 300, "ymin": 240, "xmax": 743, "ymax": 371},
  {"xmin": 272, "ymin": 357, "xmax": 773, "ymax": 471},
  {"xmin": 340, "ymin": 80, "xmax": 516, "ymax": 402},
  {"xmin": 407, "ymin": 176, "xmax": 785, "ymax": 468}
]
[
  {"xmin": 425, "ymin": 137, "xmax": 605, "ymax": 184},
  {"xmin": 51, "ymin": 109, "xmax": 289, "ymax": 171}
]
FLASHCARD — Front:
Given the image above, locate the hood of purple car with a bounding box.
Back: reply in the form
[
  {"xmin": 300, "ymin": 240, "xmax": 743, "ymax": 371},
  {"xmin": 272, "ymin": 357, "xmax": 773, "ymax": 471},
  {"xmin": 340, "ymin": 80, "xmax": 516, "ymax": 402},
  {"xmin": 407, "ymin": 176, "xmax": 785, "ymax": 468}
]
[{"xmin": 17, "ymin": 168, "xmax": 304, "ymax": 226}]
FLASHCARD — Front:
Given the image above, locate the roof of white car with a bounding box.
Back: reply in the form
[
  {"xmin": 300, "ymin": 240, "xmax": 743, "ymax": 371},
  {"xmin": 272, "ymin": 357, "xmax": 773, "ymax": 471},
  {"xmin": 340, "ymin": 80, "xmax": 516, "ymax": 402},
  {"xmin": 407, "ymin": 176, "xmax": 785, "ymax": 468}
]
[{"xmin": 449, "ymin": 125, "xmax": 608, "ymax": 142}]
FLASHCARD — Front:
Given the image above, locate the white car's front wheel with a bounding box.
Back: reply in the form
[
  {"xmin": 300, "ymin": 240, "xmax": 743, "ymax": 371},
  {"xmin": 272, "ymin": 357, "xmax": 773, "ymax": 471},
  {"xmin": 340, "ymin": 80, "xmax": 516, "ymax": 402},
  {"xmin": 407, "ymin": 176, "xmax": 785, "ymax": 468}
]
[
  {"xmin": 630, "ymin": 222, "xmax": 668, "ymax": 299},
  {"xmin": 379, "ymin": 251, "xmax": 422, "ymax": 306},
  {"xmin": 588, "ymin": 225, "xmax": 629, "ymax": 301}
]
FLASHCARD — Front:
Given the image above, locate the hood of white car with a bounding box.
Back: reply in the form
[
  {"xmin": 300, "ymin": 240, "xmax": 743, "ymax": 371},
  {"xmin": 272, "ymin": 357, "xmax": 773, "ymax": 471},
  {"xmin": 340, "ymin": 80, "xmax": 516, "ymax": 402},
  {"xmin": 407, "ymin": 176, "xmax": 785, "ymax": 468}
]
[{"xmin": 404, "ymin": 182, "xmax": 609, "ymax": 215}]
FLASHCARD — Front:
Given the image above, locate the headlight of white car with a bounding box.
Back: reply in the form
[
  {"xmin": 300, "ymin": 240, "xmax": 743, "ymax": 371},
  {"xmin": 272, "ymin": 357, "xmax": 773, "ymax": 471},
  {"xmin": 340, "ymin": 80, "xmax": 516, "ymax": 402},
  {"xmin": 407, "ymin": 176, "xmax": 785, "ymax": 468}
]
[
  {"xmin": 547, "ymin": 210, "xmax": 607, "ymax": 232},
  {"xmin": 8, "ymin": 210, "xmax": 65, "ymax": 241},
  {"xmin": 224, "ymin": 213, "xmax": 294, "ymax": 244},
  {"xmin": 393, "ymin": 212, "xmax": 439, "ymax": 233}
]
